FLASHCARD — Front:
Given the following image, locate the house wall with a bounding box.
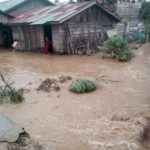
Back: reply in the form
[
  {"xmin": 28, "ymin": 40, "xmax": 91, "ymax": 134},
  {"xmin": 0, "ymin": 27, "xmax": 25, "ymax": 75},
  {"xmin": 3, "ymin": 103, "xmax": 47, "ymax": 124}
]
[
  {"xmin": 51, "ymin": 24, "xmax": 66, "ymax": 53},
  {"xmin": 12, "ymin": 25, "xmax": 44, "ymax": 51},
  {"xmin": 51, "ymin": 5, "xmax": 117, "ymax": 53},
  {"xmin": 11, "ymin": 5, "xmax": 118, "ymax": 53},
  {"xmin": 11, "ymin": 24, "xmax": 66, "ymax": 53},
  {"xmin": 8, "ymin": 0, "xmax": 52, "ymax": 16},
  {"xmin": 0, "ymin": 14, "xmax": 9, "ymax": 23},
  {"xmin": 67, "ymin": 6, "xmax": 116, "ymax": 30}
]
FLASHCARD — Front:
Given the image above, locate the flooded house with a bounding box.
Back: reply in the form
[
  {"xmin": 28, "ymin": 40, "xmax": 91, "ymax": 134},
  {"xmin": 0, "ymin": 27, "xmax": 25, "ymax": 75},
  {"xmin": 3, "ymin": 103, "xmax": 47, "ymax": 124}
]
[
  {"xmin": 0, "ymin": 0, "xmax": 54, "ymax": 47},
  {"xmin": 8, "ymin": 1, "xmax": 120, "ymax": 54}
]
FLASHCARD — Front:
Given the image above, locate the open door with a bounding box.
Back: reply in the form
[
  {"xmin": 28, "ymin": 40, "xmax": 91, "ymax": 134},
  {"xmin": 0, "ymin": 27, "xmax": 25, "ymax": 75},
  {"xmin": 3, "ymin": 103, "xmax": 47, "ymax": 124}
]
[
  {"xmin": 0, "ymin": 24, "xmax": 13, "ymax": 48},
  {"xmin": 44, "ymin": 25, "xmax": 53, "ymax": 53}
]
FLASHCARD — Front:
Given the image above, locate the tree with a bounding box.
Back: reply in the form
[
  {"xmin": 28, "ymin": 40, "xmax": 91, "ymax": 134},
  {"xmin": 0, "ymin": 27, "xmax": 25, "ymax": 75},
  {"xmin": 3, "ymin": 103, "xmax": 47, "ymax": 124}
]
[
  {"xmin": 140, "ymin": 2, "xmax": 150, "ymax": 23},
  {"xmin": 140, "ymin": 2, "xmax": 150, "ymax": 42},
  {"xmin": 122, "ymin": 19, "xmax": 128, "ymax": 42}
]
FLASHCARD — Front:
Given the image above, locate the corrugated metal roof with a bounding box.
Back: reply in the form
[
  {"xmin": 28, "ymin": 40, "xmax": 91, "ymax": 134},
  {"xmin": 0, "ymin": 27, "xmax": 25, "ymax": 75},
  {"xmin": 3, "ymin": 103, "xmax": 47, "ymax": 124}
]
[
  {"xmin": 0, "ymin": 0, "xmax": 54, "ymax": 12},
  {"xmin": 0, "ymin": 0, "xmax": 26, "ymax": 11},
  {"xmin": 8, "ymin": 1, "xmax": 120, "ymax": 25}
]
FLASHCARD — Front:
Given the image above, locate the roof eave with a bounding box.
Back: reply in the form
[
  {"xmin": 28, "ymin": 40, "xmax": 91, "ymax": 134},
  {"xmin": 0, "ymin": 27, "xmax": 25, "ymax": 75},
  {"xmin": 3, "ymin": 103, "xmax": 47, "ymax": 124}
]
[
  {"xmin": 7, "ymin": 22, "xmax": 30, "ymax": 26},
  {"xmin": 59, "ymin": 1, "xmax": 121, "ymax": 24},
  {"xmin": 0, "ymin": 10, "xmax": 14, "ymax": 19},
  {"xmin": 5, "ymin": 0, "xmax": 55, "ymax": 13},
  {"xmin": 59, "ymin": 1, "xmax": 97, "ymax": 24},
  {"xmin": 96, "ymin": 3, "xmax": 121, "ymax": 22}
]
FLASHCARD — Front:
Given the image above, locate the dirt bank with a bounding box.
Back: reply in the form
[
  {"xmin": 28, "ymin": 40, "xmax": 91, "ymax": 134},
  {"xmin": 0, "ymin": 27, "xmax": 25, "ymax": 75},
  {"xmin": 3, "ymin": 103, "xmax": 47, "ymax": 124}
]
[{"xmin": 0, "ymin": 44, "xmax": 150, "ymax": 149}]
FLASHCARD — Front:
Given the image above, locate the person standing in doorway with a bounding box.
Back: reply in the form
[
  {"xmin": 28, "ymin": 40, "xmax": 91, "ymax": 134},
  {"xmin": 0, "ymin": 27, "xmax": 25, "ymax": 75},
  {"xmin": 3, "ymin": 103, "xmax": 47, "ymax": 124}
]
[{"xmin": 44, "ymin": 37, "xmax": 51, "ymax": 55}]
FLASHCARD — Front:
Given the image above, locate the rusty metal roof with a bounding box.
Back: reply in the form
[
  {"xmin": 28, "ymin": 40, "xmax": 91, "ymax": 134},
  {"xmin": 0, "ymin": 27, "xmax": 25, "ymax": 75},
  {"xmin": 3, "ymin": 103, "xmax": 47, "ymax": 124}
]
[
  {"xmin": 0, "ymin": 0, "xmax": 54, "ymax": 12},
  {"xmin": 8, "ymin": 1, "xmax": 120, "ymax": 25}
]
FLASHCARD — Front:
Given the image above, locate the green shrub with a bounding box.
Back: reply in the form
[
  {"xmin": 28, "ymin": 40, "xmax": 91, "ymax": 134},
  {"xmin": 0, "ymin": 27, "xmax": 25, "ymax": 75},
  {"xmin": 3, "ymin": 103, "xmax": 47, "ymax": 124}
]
[
  {"xmin": 10, "ymin": 89, "xmax": 24, "ymax": 103},
  {"xmin": 69, "ymin": 79, "xmax": 97, "ymax": 94},
  {"xmin": 101, "ymin": 34, "xmax": 132, "ymax": 62},
  {"xmin": 117, "ymin": 50, "xmax": 133, "ymax": 62},
  {"xmin": 140, "ymin": 36, "xmax": 146, "ymax": 44},
  {"xmin": 140, "ymin": 2, "xmax": 150, "ymax": 23},
  {"xmin": 102, "ymin": 35, "xmax": 127, "ymax": 55}
]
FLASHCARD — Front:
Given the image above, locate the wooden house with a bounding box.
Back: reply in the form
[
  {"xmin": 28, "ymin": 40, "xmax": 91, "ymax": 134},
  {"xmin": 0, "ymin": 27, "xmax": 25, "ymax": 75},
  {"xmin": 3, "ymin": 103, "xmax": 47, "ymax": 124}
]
[
  {"xmin": 8, "ymin": 1, "xmax": 120, "ymax": 54},
  {"xmin": 0, "ymin": 0, "xmax": 54, "ymax": 47}
]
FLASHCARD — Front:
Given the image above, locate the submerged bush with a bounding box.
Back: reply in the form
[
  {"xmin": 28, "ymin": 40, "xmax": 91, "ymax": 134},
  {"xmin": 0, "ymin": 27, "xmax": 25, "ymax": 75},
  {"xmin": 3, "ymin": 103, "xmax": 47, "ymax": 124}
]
[
  {"xmin": 101, "ymin": 34, "xmax": 132, "ymax": 62},
  {"xmin": 10, "ymin": 89, "xmax": 24, "ymax": 103},
  {"xmin": 0, "ymin": 88, "xmax": 12, "ymax": 97},
  {"xmin": 69, "ymin": 79, "xmax": 97, "ymax": 94},
  {"xmin": 102, "ymin": 35, "xmax": 127, "ymax": 54},
  {"xmin": 117, "ymin": 50, "xmax": 133, "ymax": 62},
  {"xmin": 140, "ymin": 36, "xmax": 146, "ymax": 44}
]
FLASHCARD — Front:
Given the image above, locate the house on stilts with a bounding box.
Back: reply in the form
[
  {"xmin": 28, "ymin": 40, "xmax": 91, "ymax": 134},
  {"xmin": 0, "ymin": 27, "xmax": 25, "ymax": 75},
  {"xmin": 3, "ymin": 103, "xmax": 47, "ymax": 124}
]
[{"xmin": 8, "ymin": 1, "xmax": 120, "ymax": 54}]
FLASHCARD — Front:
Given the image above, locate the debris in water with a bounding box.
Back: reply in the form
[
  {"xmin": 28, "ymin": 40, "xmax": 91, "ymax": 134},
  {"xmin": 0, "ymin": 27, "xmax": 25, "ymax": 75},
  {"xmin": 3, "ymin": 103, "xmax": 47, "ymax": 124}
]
[
  {"xmin": 37, "ymin": 78, "xmax": 56, "ymax": 92},
  {"xmin": 52, "ymin": 83, "xmax": 61, "ymax": 92},
  {"xmin": 0, "ymin": 75, "xmax": 24, "ymax": 104},
  {"xmin": 141, "ymin": 124, "xmax": 150, "ymax": 142},
  {"xmin": 37, "ymin": 76, "xmax": 72, "ymax": 92},
  {"xmin": 58, "ymin": 76, "xmax": 72, "ymax": 83},
  {"xmin": 7, "ymin": 133, "xmax": 45, "ymax": 150},
  {"xmin": 19, "ymin": 88, "xmax": 30, "ymax": 93},
  {"xmin": 111, "ymin": 113, "xmax": 130, "ymax": 122}
]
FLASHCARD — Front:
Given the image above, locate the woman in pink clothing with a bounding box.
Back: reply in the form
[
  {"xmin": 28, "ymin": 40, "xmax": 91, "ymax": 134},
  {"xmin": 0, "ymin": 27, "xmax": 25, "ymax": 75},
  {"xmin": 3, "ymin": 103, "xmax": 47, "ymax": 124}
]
[{"xmin": 44, "ymin": 37, "xmax": 51, "ymax": 55}]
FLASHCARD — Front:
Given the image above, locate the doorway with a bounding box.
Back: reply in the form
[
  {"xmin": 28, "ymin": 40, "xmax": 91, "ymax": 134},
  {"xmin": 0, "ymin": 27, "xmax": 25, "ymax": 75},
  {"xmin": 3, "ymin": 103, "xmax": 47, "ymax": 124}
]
[
  {"xmin": 0, "ymin": 24, "xmax": 13, "ymax": 48},
  {"xmin": 44, "ymin": 25, "xmax": 53, "ymax": 53}
]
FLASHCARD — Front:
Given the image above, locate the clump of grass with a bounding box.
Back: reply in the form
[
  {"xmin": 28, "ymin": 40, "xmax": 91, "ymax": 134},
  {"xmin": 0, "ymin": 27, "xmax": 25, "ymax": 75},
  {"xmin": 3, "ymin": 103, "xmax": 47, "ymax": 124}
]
[
  {"xmin": 117, "ymin": 49, "xmax": 133, "ymax": 62},
  {"xmin": 10, "ymin": 89, "xmax": 24, "ymax": 103},
  {"xmin": 69, "ymin": 79, "xmax": 97, "ymax": 94},
  {"xmin": 101, "ymin": 34, "xmax": 133, "ymax": 62}
]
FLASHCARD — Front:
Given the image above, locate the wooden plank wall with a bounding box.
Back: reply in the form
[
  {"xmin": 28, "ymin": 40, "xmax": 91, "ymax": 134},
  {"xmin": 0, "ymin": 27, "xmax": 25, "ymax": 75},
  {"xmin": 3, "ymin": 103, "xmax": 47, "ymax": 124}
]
[
  {"xmin": 12, "ymin": 26, "xmax": 25, "ymax": 49},
  {"xmin": 22, "ymin": 25, "xmax": 44, "ymax": 51},
  {"xmin": 11, "ymin": 6, "xmax": 116, "ymax": 53},
  {"xmin": 67, "ymin": 6, "xmax": 115, "ymax": 28},
  {"xmin": 12, "ymin": 25, "xmax": 44, "ymax": 51},
  {"xmin": 51, "ymin": 24, "xmax": 66, "ymax": 53},
  {"xmin": 51, "ymin": 5, "xmax": 116, "ymax": 53}
]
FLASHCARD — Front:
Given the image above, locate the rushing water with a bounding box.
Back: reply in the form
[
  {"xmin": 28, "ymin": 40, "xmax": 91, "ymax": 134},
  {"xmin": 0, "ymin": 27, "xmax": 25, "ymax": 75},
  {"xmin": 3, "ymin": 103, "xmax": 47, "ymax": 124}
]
[{"xmin": 0, "ymin": 44, "xmax": 150, "ymax": 150}]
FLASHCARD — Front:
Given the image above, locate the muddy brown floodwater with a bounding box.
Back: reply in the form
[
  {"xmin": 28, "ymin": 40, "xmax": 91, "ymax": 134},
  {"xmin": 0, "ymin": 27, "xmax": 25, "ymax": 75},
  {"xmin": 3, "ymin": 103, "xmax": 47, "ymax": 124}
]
[{"xmin": 0, "ymin": 44, "xmax": 150, "ymax": 150}]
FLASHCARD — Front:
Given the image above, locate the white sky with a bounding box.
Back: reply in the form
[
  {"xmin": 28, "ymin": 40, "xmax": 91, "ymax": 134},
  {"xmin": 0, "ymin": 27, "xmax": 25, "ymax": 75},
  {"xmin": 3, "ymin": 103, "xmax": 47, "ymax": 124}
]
[
  {"xmin": 0, "ymin": 0, "xmax": 149, "ymax": 3},
  {"xmin": 0, "ymin": 0, "xmax": 69, "ymax": 3}
]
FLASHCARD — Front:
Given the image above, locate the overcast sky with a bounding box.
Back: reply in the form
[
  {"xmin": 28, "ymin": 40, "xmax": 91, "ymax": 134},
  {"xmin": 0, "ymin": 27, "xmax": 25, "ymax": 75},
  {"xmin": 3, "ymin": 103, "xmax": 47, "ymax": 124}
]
[
  {"xmin": 0, "ymin": 0, "xmax": 149, "ymax": 3},
  {"xmin": 0, "ymin": 0, "xmax": 69, "ymax": 3}
]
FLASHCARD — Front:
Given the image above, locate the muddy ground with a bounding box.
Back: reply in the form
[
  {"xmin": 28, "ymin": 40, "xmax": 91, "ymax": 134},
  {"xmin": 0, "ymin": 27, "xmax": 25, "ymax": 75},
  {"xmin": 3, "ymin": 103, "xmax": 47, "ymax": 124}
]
[{"xmin": 0, "ymin": 44, "xmax": 150, "ymax": 150}]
